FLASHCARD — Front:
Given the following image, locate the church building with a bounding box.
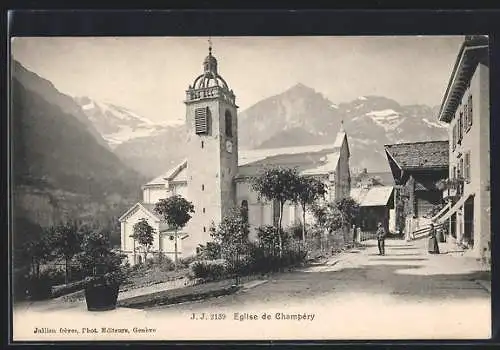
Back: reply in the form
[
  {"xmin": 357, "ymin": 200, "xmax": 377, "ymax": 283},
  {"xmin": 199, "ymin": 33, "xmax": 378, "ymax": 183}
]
[{"xmin": 119, "ymin": 45, "xmax": 352, "ymax": 265}]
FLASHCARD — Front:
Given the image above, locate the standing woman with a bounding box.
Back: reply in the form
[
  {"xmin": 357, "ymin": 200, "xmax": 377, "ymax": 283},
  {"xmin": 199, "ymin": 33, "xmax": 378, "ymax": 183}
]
[{"xmin": 428, "ymin": 223, "xmax": 440, "ymax": 254}]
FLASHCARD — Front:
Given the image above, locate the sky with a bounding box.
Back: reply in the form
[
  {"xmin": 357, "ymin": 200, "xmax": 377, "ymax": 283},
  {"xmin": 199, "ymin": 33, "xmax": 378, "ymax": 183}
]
[{"xmin": 11, "ymin": 36, "xmax": 464, "ymax": 125}]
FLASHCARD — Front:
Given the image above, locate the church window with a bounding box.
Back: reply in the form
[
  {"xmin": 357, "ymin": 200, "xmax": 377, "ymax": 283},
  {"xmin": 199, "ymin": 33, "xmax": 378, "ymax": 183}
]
[
  {"xmin": 201, "ymin": 141, "xmax": 204, "ymax": 148},
  {"xmin": 203, "ymin": 207, "xmax": 206, "ymax": 213},
  {"xmin": 202, "ymin": 184, "xmax": 205, "ymax": 191},
  {"xmin": 225, "ymin": 110, "xmax": 233, "ymax": 138},
  {"xmin": 241, "ymin": 200, "xmax": 249, "ymax": 224},
  {"xmin": 272, "ymin": 200, "xmax": 280, "ymax": 227},
  {"xmin": 203, "ymin": 226, "xmax": 206, "ymax": 233},
  {"xmin": 195, "ymin": 107, "xmax": 210, "ymax": 135}
]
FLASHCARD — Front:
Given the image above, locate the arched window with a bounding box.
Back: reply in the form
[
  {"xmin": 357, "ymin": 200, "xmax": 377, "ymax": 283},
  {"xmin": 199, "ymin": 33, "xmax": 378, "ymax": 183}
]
[
  {"xmin": 225, "ymin": 110, "xmax": 233, "ymax": 138},
  {"xmin": 241, "ymin": 200, "xmax": 249, "ymax": 224},
  {"xmin": 137, "ymin": 255, "xmax": 143, "ymax": 265}
]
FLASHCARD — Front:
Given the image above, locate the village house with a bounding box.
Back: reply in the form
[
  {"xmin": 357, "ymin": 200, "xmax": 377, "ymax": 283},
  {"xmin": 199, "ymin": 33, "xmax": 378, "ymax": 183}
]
[
  {"xmin": 351, "ymin": 185, "xmax": 395, "ymax": 237},
  {"xmin": 430, "ymin": 35, "xmax": 490, "ymax": 260},
  {"xmin": 119, "ymin": 46, "xmax": 352, "ymax": 265},
  {"xmin": 384, "ymin": 141, "xmax": 449, "ymax": 238}
]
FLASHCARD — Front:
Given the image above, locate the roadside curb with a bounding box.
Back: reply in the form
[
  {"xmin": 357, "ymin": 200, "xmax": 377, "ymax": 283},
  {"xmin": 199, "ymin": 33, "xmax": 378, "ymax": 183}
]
[
  {"xmin": 475, "ymin": 280, "xmax": 491, "ymax": 293},
  {"xmin": 240, "ymin": 279, "xmax": 268, "ymax": 291},
  {"xmin": 118, "ymin": 284, "xmax": 241, "ymax": 309}
]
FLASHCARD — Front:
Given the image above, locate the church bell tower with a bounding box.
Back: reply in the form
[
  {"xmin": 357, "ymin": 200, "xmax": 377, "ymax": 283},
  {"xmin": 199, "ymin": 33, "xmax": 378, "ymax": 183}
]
[{"xmin": 183, "ymin": 41, "xmax": 239, "ymax": 255}]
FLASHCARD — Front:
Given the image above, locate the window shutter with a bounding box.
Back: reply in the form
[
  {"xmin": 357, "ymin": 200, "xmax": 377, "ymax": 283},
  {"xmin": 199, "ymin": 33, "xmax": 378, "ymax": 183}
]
[
  {"xmin": 452, "ymin": 124, "xmax": 457, "ymax": 150},
  {"xmin": 459, "ymin": 157, "xmax": 464, "ymax": 179},
  {"xmin": 194, "ymin": 107, "xmax": 209, "ymax": 134},
  {"xmin": 469, "ymin": 94, "xmax": 473, "ymax": 128},
  {"xmin": 464, "ymin": 103, "xmax": 469, "ymax": 131},
  {"xmin": 465, "ymin": 152, "xmax": 471, "ymax": 183},
  {"xmin": 458, "ymin": 112, "xmax": 463, "ymax": 143}
]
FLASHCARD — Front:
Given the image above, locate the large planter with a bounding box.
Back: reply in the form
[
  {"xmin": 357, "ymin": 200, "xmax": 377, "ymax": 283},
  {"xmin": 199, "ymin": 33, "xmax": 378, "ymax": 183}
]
[{"xmin": 84, "ymin": 283, "xmax": 120, "ymax": 311}]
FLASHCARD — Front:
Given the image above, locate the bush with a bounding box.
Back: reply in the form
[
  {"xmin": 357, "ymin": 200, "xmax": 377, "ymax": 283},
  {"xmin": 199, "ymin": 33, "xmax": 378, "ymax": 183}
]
[
  {"xmin": 26, "ymin": 269, "xmax": 60, "ymax": 300},
  {"xmin": 179, "ymin": 255, "xmax": 198, "ymax": 268},
  {"xmin": 196, "ymin": 242, "xmax": 221, "ymax": 260},
  {"xmin": 190, "ymin": 260, "xmax": 227, "ymax": 281},
  {"xmin": 285, "ymin": 223, "xmax": 304, "ymax": 241}
]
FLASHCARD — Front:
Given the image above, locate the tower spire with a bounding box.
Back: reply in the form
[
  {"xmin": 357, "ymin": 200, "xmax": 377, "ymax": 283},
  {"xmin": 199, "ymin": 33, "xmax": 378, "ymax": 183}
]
[
  {"xmin": 208, "ymin": 37, "xmax": 212, "ymax": 56},
  {"xmin": 340, "ymin": 119, "xmax": 345, "ymax": 133}
]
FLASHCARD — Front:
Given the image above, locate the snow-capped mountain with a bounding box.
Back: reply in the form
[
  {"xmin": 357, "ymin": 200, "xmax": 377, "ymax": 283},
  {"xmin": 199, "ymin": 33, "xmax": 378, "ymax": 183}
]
[
  {"xmin": 74, "ymin": 96, "xmax": 171, "ymax": 148},
  {"xmin": 76, "ymin": 83, "xmax": 448, "ymax": 177},
  {"xmin": 239, "ymin": 85, "xmax": 447, "ymax": 173}
]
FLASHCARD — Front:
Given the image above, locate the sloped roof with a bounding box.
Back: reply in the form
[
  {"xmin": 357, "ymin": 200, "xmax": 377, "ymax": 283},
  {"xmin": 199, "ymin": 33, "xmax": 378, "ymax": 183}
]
[
  {"xmin": 360, "ymin": 186, "xmax": 394, "ymax": 207},
  {"xmin": 143, "ymin": 159, "xmax": 187, "ymax": 187},
  {"xmin": 119, "ymin": 201, "xmax": 161, "ymax": 222},
  {"xmin": 351, "ymin": 186, "xmax": 394, "ymax": 207},
  {"xmin": 238, "ymin": 143, "xmax": 338, "ymax": 166},
  {"xmin": 350, "ymin": 187, "xmax": 369, "ymax": 204},
  {"xmin": 384, "ymin": 141, "xmax": 449, "ymax": 170},
  {"xmin": 236, "ymin": 144, "xmax": 340, "ymax": 179},
  {"xmin": 438, "ymin": 35, "xmax": 489, "ymax": 123}
]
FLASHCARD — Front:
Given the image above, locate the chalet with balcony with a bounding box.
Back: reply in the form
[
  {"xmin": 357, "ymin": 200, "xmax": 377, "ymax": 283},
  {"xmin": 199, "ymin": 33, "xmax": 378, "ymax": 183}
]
[
  {"xmin": 384, "ymin": 141, "xmax": 449, "ymax": 236},
  {"xmin": 431, "ymin": 35, "xmax": 490, "ymax": 260}
]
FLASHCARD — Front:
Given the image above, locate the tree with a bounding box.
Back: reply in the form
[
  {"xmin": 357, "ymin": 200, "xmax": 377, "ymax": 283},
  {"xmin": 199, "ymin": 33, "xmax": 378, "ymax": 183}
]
[
  {"xmin": 22, "ymin": 227, "xmax": 56, "ymax": 279},
  {"xmin": 130, "ymin": 218, "xmax": 155, "ymax": 264},
  {"xmin": 251, "ymin": 167, "xmax": 301, "ymax": 258},
  {"xmin": 154, "ymin": 195, "xmax": 195, "ymax": 269},
  {"xmin": 52, "ymin": 221, "xmax": 85, "ymax": 284},
  {"xmin": 209, "ymin": 208, "xmax": 250, "ymax": 265},
  {"xmin": 311, "ymin": 197, "xmax": 359, "ymax": 241},
  {"xmin": 294, "ymin": 176, "xmax": 327, "ymax": 241}
]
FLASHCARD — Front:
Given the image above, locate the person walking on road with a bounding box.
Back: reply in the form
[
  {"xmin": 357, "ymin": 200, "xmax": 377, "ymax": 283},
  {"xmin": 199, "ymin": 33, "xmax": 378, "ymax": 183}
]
[
  {"xmin": 427, "ymin": 223, "xmax": 440, "ymax": 254},
  {"xmin": 376, "ymin": 222, "xmax": 387, "ymax": 255}
]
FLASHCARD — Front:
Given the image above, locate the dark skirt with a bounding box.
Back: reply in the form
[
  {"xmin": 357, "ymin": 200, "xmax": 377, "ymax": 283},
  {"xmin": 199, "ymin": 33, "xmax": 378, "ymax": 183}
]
[{"xmin": 428, "ymin": 236, "xmax": 440, "ymax": 254}]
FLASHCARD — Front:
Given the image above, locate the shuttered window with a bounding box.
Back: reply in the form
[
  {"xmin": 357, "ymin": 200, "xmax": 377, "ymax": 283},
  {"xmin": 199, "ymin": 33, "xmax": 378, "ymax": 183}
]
[
  {"xmin": 458, "ymin": 111, "xmax": 463, "ymax": 143},
  {"xmin": 452, "ymin": 124, "xmax": 457, "ymax": 150},
  {"xmin": 464, "ymin": 102, "xmax": 469, "ymax": 132},
  {"xmin": 468, "ymin": 94, "xmax": 473, "ymax": 130},
  {"xmin": 464, "ymin": 151, "xmax": 471, "ymax": 183},
  {"xmin": 194, "ymin": 107, "xmax": 210, "ymax": 134}
]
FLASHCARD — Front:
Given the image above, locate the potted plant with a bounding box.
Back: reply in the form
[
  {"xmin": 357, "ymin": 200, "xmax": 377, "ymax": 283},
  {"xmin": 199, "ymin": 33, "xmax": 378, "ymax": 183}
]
[{"xmin": 77, "ymin": 231, "xmax": 129, "ymax": 311}]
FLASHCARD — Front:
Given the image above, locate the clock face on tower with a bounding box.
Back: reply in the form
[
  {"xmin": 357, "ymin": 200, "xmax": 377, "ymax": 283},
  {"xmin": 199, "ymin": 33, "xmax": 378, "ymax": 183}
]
[{"xmin": 225, "ymin": 140, "xmax": 233, "ymax": 153}]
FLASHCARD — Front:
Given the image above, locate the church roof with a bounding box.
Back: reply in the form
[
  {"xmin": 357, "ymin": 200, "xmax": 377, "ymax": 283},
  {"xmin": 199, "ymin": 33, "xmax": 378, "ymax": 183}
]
[
  {"xmin": 236, "ymin": 144, "xmax": 341, "ymax": 179},
  {"xmin": 143, "ymin": 159, "xmax": 188, "ymax": 187},
  {"xmin": 118, "ymin": 201, "xmax": 161, "ymax": 222}
]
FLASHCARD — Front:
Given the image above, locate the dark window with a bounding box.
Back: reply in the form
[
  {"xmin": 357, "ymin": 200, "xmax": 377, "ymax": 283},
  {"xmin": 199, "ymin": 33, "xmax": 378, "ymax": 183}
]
[
  {"xmin": 202, "ymin": 184, "xmax": 205, "ymax": 191},
  {"xmin": 225, "ymin": 110, "xmax": 233, "ymax": 138},
  {"xmin": 203, "ymin": 226, "xmax": 206, "ymax": 233},
  {"xmin": 203, "ymin": 207, "xmax": 206, "ymax": 213},
  {"xmin": 194, "ymin": 107, "xmax": 210, "ymax": 134},
  {"xmin": 201, "ymin": 141, "xmax": 204, "ymax": 148},
  {"xmin": 241, "ymin": 200, "xmax": 249, "ymax": 224}
]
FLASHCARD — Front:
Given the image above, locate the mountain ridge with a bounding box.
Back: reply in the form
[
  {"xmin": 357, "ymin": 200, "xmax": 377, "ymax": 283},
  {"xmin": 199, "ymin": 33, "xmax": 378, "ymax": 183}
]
[{"xmin": 74, "ymin": 82, "xmax": 447, "ymax": 177}]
